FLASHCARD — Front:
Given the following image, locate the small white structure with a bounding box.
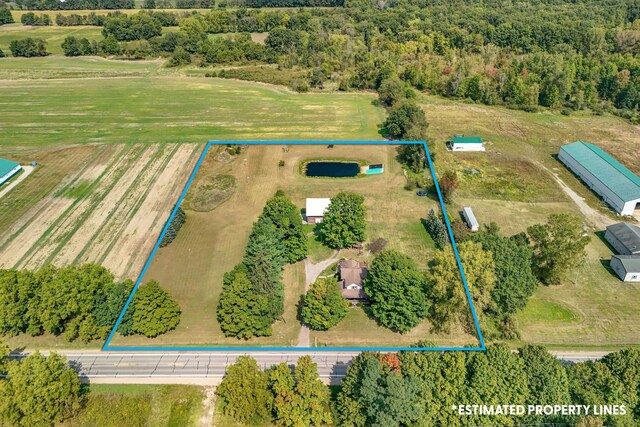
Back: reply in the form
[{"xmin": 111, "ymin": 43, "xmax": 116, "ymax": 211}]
[
  {"xmin": 462, "ymin": 206, "xmax": 479, "ymax": 232},
  {"xmin": 605, "ymin": 222, "xmax": 640, "ymax": 255},
  {"xmin": 305, "ymin": 198, "xmax": 331, "ymax": 224},
  {"xmin": 449, "ymin": 136, "xmax": 485, "ymax": 152},
  {"xmin": 610, "ymin": 255, "xmax": 640, "ymax": 282}
]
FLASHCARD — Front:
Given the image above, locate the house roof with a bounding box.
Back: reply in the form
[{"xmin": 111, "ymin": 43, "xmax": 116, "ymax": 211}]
[
  {"xmin": 339, "ymin": 260, "xmax": 368, "ymax": 300},
  {"xmin": 606, "ymin": 222, "xmax": 640, "ymax": 254},
  {"xmin": 451, "ymin": 136, "xmax": 483, "ymax": 144},
  {"xmin": 560, "ymin": 142, "xmax": 640, "ymax": 202},
  {"xmin": 0, "ymin": 158, "xmax": 20, "ymax": 177},
  {"xmin": 306, "ymin": 198, "xmax": 331, "ymax": 217},
  {"xmin": 612, "ymin": 255, "xmax": 640, "ymax": 273}
]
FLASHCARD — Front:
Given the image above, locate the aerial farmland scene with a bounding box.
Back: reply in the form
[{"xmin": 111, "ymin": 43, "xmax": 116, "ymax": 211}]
[{"xmin": 1, "ymin": 0, "xmax": 640, "ymax": 425}]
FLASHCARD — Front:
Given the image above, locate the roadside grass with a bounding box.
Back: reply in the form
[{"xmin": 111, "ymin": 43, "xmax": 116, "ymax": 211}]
[
  {"xmin": 109, "ymin": 144, "xmax": 446, "ymax": 347},
  {"xmin": 0, "ymin": 72, "xmax": 385, "ymax": 145},
  {"xmin": 62, "ymin": 384, "xmax": 204, "ymax": 427}
]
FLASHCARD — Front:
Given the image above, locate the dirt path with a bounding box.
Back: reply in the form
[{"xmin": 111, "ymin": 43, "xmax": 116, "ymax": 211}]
[
  {"xmin": 0, "ymin": 165, "xmax": 34, "ymax": 199},
  {"xmin": 200, "ymin": 387, "xmax": 216, "ymax": 427},
  {"xmin": 296, "ymin": 252, "xmax": 339, "ymax": 347},
  {"xmin": 535, "ymin": 161, "xmax": 613, "ymax": 230}
]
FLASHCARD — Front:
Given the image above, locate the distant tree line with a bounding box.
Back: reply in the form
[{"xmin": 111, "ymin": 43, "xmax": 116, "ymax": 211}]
[
  {"xmin": 217, "ymin": 191, "xmax": 307, "ymax": 339},
  {"xmin": 217, "ymin": 346, "xmax": 640, "ymax": 427},
  {"xmin": 13, "ymin": 0, "xmax": 135, "ymax": 10},
  {"xmin": 20, "ymin": 11, "xmax": 50, "ymax": 25},
  {"xmin": 9, "ymin": 38, "xmax": 49, "ymax": 57},
  {"xmin": 54, "ymin": 11, "xmax": 180, "ymax": 27},
  {"xmin": 0, "ymin": 264, "xmax": 181, "ymax": 342}
]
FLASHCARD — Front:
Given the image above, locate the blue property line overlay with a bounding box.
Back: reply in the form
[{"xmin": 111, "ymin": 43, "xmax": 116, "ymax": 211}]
[{"xmin": 103, "ymin": 140, "xmax": 486, "ymax": 352}]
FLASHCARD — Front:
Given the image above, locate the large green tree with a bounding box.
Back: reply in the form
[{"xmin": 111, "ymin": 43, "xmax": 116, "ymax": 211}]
[
  {"xmin": 301, "ymin": 276, "xmax": 349, "ymax": 330},
  {"xmin": 217, "ymin": 355, "xmax": 272, "ymax": 423},
  {"xmin": 130, "ymin": 280, "xmax": 181, "ymax": 338},
  {"xmin": 321, "ymin": 192, "xmax": 366, "ymax": 249},
  {"xmin": 366, "ymin": 250, "xmax": 429, "ymax": 333},
  {"xmin": 470, "ymin": 224, "xmax": 537, "ymax": 316},
  {"xmin": 217, "ymin": 268, "xmax": 274, "ymax": 339},
  {"xmin": 261, "ymin": 191, "xmax": 308, "ymax": 263},
  {"xmin": 428, "ymin": 240, "xmax": 496, "ymax": 333},
  {"xmin": 0, "ymin": 352, "xmax": 82, "ymax": 427},
  {"xmin": 0, "ymin": 6, "xmax": 14, "ymax": 25},
  {"xmin": 527, "ymin": 213, "xmax": 590, "ymax": 285},
  {"xmin": 382, "ymin": 100, "xmax": 428, "ymax": 140}
]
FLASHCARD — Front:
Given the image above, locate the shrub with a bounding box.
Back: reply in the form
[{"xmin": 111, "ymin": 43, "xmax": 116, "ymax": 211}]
[{"xmin": 160, "ymin": 206, "xmax": 186, "ymax": 247}]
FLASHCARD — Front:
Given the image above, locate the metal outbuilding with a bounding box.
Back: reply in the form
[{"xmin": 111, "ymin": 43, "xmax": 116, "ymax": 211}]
[
  {"xmin": 0, "ymin": 158, "xmax": 22, "ymax": 185},
  {"xmin": 462, "ymin": 206, "xmax": 479, "ymax": 232},
  {"xmin": 558, "ymin": 142, "xmax": 640, "ymax": 216}
]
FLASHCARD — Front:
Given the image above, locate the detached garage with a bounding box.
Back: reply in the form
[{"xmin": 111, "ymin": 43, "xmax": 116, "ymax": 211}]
[
  {"xmin": 0, "ymin": 158, "xmax": 22, "ymax": 185},
  {"xmin": 610, "ymin": 255, "xmax": 640, "ymax": 282},
  {"xmin": 558, "ymin": 142, "xmax": 640, "ymax": 216}
]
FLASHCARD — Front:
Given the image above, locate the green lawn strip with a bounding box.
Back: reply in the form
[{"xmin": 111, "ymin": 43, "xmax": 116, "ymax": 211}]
[
  {"xmin": 12, "ymin": 144, "xmax": 138, "ymax": 268},
  {"xmin": 0, "ymin": 145, "xmax": 110, "ymax": 254},
  {"xmin": 43, "ymin": 144, "xmax": 151, "ymax": 266},
  {"xmin": 72, "ymin": 143, "xmax": 176, "ymax": 265},
  {"xmin": 92, "ymin": 143, "xmax": 182, "ymax": 265}
]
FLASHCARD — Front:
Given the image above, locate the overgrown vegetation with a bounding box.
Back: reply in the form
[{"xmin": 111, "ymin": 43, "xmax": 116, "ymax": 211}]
[
  {"xmin": 186, "ymin": 174, "xmax": 236, "ymax": 212},
  {"xmin": 159, "ymin": 205, "xmax": 186, "ymax": 247}
]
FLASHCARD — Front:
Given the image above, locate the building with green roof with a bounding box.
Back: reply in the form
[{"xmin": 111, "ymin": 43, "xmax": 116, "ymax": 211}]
[
  {"xmin": 0, "ymin": 158, "xmax": 22, "ymax": 186},
  {"xmin": 449, "ymin": 135, "xmax": 485, "ymax": 152},
  {"xmin": 558, "ymin": 141, "xmax": 640, "ymax": 216}
]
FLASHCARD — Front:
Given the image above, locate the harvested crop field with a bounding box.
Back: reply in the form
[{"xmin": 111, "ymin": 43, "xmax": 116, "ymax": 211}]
[{"xmin": 0, "ymin": 143, "xmax": 201, "ymax": 281}]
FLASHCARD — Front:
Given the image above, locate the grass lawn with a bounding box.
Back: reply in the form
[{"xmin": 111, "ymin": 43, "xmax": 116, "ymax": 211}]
[
  {"xmin": 109, "ymin": 144, "xmax": 447, "ymax": 347},
  {"xmin": 62, "ymin": 384, "xmax": 205, "ymax": 427}
]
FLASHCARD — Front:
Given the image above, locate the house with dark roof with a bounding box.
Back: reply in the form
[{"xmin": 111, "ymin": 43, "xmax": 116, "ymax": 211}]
[
  {"xmin": 337, "ymin": 259, "xmax": 369, "ymax": 302},
  {"xmin": 605, "ymin": 222, "xmax": 640, "ymax": 255},
  {"xmin": 558, "ymin": 142, "xmax": 640, "ymax": 216},
  {"xmin": 610, "ymin": 255, "xmax": 640, "ymax": 282}
]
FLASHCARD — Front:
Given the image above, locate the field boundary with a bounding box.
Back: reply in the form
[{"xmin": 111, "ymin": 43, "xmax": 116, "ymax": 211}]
[{"xmin": 103, "ymin": 140, "xmax": 486, "ymax": 352}]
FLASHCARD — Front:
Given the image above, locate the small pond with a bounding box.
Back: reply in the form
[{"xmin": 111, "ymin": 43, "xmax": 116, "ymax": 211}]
[{"xmin": 305, "ymin": 162, "xmax": 360, "ymax": 177}]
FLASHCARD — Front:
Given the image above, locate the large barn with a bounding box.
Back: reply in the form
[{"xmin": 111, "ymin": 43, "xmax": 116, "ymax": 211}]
[
  {"xmin": 558, "ymin": 142, "xmax": 640, "ymax": 216},
  {"xmin": 0, "ymin": 158, "xmax": 22, "ymax": 186}
]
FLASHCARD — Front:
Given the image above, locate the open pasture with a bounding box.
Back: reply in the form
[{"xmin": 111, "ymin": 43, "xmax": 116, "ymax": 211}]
[
  {"xmin": 108, "ymin": 144, "xmax": 471, "ymax": 348},
  {"xmin": 0, "ymin": 24, "xmax": 104, "ymax": 55},
  {"xmin": 0, "ymin": 143, "xmax": 200, "ymax": 280}
]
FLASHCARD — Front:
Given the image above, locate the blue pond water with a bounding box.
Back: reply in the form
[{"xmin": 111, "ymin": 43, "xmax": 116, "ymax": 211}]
[{"xmin": 305, "ymin": 162, "xmax": 360, "ymax": 177}]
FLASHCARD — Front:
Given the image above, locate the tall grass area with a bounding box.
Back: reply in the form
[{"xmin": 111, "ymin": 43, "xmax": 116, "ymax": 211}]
[{"xmin": 63, "ymin": 384, "xmax": 204, "ymax": 427}]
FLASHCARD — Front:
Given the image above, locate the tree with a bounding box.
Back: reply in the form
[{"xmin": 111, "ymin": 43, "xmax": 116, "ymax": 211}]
[
  {"xmin": 423, "ymin": 208, "xmax": 449, "ymax": 249},
  {"xmin": 321, "ymin": 192, "xmax": 366, "ymax": 249},
  {"xmin": 0, "ymin": 352, "xmax": 82, "ymax": 427},
  {"xmin": 428, "ymin": 240, "xmax": 496, "ymax": 332},
  {"xmin": 143, "ymin": 0, "xmax": 156, "ymax": 8},
  {"xmin": 159, "ymin": 206, "xmax": 186, "ymax": 246},
  {"xmin": 260, "ymin": 191, "xmax": 307, "ymax": 263},
  {"xmin": 527, "ymin": 213, "xmax": 590, "ymax": 285},
  {"xmin": 301, "ymin": 276, "xmax": 349, "ymax": 330},
  {"xmin": 9, "ymin": 38, "xmax": 48, "ymax": 57},
  {"xmin": 244, "ymin": 217, "xmax": 286, "ymax": 294},
  {"xmin": 439, "ymin": 170, "xmax": 458, "ymax": 203},
  {"xmin": 470, "ymin": 224, "xmax": 537, "ymax": 315},
  {"xmin": 217, "ymin": 355, "xmax": 272, "ymax": 423},
  {"xmin": 519, "ymin": 345, "xmax": 570, "ymax": 404},
  {"xmin": 336, "ymin": 354, "xmax": 423, "ymax": 427},
  {"xmin": 0, "ymin": 6, "xmax": 14, "ymax": 25},
  {"xmin": 396, "ymin": 144, "xmax": 427, "ymax": 173},
  {"xmin": 62, "ymin": 36, "xmax": 95, "ymax": 56},
  {"xmin": 378, "ymin": 77, "xmax": 412, "ymax": 107},
  {"xmin": 366, "ymin": 250, "xmax": 429, "ymax": 333},
  {"xmin": 100, "ymin": 35, "xmax": 121, "ymax": 55},
  {"xmin": 0, "ymin": 48, "xmax": 4, "ymax": 58},
  {"xmin": 382, "ymin": 100, "xmax": 428, "ymax": 140},
  {"xmin": 269, "ymin": 356, "xmax": 333, "ymax": 427},
  {"xmin": 167, "ymin": 46, "xmax": 191, "ymax": 67},
  {"xmin": 601, "ymin": 348, "xmax": 640, "ymax": 418},
  {"xmin": 0, "ymin": 338, "xmax": 9, "ymax": 375},
  {"xmin": 130, "ymin": 280, "xmax": 180, "ymax": 338},
  {"xmin": 217, "ymin": 269, "xmax": 274, "ymax": 339}
]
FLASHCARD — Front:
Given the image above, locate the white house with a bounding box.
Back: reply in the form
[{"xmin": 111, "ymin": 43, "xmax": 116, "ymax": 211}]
[
  {"xmin": 610, "ymin": 255, "xmax": 640, "ymax": 282},
  {"xmin": 559, "ymin": 142, "xmax": 640, "ymax": 216},
  {"xmin": 305, "ymin": 198, "xmax": 331, "ymax": 224},
  {"xmin": 449, "ymin": 136, "xmax": 485, "ymax": 152}
]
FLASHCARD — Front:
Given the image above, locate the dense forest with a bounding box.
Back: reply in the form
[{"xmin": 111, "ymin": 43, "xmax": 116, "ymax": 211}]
[{"xmin": 5, "ymin": 0, "xmax": 638, "ymax": 121}]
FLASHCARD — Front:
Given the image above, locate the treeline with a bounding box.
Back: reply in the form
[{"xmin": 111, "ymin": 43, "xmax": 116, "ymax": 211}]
[
  {"xmin": 0, "ymin": 264, "xmax": 181, "ymax": 341},
  {"xmin": 0, "ymin": 6, "xmax": 13, "ymax": 25},
  {"xmin": 54, "ymin": 10, "xmax": 181, "ymax": 27},
  {"xmin": 217, "ymin": 191, "xmax": 307, "ymax": 339},
  {"xmin": 13, "ymin": 0, "xmax": 135, "ymax": 10},
  {"xmin": 9, "ymin": 38, "xmax": 48, "ymax": 56},
  {"xmin": 217, "ymin": 345, "xmax": 640, "ymax": 427}
]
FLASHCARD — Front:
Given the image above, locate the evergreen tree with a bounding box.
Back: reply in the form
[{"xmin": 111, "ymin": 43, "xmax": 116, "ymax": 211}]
[{"xmin": 260, "ymin": 191, "xmax": 307, "ymax": 263}]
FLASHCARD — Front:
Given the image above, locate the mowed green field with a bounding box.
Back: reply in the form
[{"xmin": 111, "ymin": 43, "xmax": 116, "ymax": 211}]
[
  {"xmin": 420, "ymin": 95, "xmax": 640, "ymax": 349},
  {"xmin": 0, "ymin": 70, "xmax": 384, "ymax": 147}
]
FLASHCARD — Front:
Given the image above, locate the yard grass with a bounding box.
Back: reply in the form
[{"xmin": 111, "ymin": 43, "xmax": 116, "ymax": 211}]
[
  {"xmin": 62, "ymin": 384, "xmax": 205, "ymax": 427},
  {"xmin": 108, "ymin": 144, "xmax": 448, "ymax": 347}
]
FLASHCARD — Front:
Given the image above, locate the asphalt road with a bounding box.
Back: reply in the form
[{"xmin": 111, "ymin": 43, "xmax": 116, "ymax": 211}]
[{"xmin": 7, "ymin": 350, "xmax": 611, "ymax": 385}]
